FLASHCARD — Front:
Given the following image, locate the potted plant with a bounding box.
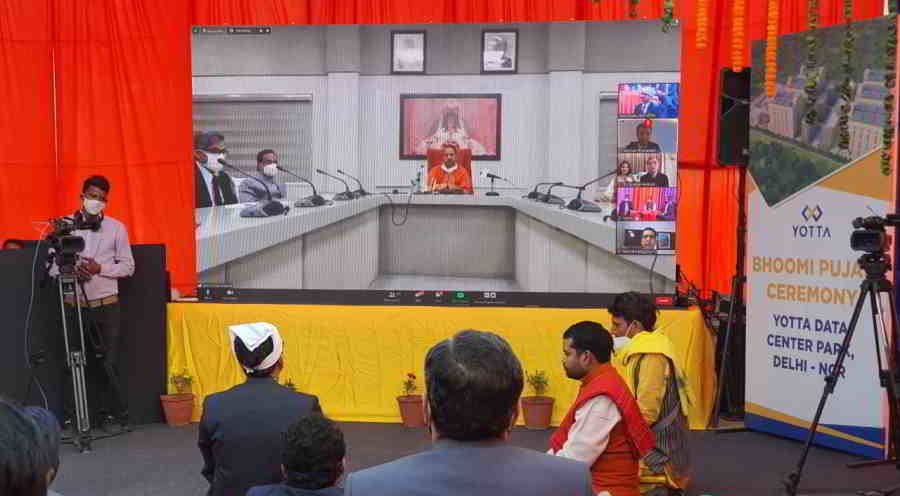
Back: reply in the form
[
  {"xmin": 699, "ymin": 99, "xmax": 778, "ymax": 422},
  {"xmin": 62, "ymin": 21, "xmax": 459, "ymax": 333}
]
[
  {"xmin": 521, "ymin": 370, "xmax": 554, "ymax": 430},
  {"xmin": 160, "ymin": 369, "xmax": 194, "ymax": 426},
  {"xmin": 397, "ymin": 373, "xmax": 425, "ymax": 428}
]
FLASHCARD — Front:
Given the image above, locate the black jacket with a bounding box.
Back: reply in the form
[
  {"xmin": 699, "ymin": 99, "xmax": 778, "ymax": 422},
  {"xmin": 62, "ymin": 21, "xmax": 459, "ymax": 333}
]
[
  {"xmin": 199, "ymin": 377, "xmax": 322, "ymax": 496},
  {"xmin": 195, "ymin": 164, "xmax": 239, "ymax": 208}
]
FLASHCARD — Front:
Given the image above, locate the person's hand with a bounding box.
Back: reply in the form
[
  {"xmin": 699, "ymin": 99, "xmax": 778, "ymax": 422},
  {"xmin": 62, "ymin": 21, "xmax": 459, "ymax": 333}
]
[{"xmin": 79, "ymin": 257, "xmax": 101, "ymax": 277}]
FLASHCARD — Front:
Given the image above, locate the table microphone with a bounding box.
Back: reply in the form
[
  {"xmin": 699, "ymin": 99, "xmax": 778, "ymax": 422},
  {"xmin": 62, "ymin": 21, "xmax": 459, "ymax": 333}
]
[
  {"xmin": 275, "ymin": 166, "xmax": 327, "ymax": 207},
  {"xmin": 316, "ymin": 169, "xmax": 356, "ymax": 201},
  {"xmin": 217, "ymin": 159, "xmax": 287, "ymax": 216},
  {"xmin": 336, "ymin": 169, "xmax": 369, "ymax": 197},
  {"xmin": 541, "ymin": 182, "xmax": 567, "ymax": 205},
  {"xmin": 524, "ymin": 182, "xmax": 559, "ymax": 200},
  {"xmin": 566, "ymin": 170, "xmax": 617, "ymax": 212}
]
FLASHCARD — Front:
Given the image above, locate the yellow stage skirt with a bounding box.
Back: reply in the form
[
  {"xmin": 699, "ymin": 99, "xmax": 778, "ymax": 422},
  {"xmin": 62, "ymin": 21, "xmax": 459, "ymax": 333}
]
[{"xmin": 167, "ymin": 303, "xmax": 716, "ymax": 429}]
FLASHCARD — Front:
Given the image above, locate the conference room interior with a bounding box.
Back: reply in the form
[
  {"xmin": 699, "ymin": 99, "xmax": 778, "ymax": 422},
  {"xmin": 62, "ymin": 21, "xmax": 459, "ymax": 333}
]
[{"xmin": 192, "ymin": 20, "xmax": 680, "ymax": 297}]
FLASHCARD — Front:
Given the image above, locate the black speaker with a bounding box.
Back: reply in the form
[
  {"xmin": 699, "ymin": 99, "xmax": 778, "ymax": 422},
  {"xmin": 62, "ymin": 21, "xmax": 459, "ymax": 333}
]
[{"xmin": 719, "ymin": 68, "xmax": 751, "ymax": 166}]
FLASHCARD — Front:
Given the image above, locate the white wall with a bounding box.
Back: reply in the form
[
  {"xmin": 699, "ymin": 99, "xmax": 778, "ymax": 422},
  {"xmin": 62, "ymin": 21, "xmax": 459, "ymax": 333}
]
[{"xmin": 193, "ymin": 71, "xmax": 680, "ymax": 193}]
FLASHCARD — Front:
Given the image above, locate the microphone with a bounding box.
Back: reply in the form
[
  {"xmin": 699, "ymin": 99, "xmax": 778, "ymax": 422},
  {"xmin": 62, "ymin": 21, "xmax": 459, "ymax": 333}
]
[
  {"xmin": 540, "ymin": 182, "xmax": 567, "ymax": 205},
  {"xmin": 480, "ymin": 170, "xmax": 509, "ymax": 197},
  {"xmin": 218, "ymin": 159, "xmax": 287, "ymax": 216},
  {"xmin": 524, "ymin": 182, "xmax": 559, "ymax": 200},
  {"xmin": 316, "ymin": 169, "xmax": 355, "ymax": 201},
  {"xmin": 336, "ymin": 169, "xmax": 368, "ymax": 197},
  {"xmin": 566, "ymin": 170, "xmax": 618, "ymax": 212},
  {"xmin": 276, "ymin": 166, "xmax": 327, "ymax": 207},
  {"xmin": 480, "ymin": 171, "xmax": 507, "ymax": 181}
]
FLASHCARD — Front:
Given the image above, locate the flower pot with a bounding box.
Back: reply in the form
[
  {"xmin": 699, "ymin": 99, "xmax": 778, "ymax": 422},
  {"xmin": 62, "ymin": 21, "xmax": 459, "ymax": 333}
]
[
  {"xmin": 160, "ymin": 393, "xmax": 194, "ymax": 426},
  {"xmin": 397, "ymin": 395, "xmax": 425, "ymax": 428},
  {"xmin": 521, "ymin": 396, "xmax": 554, "ymax": 430}
]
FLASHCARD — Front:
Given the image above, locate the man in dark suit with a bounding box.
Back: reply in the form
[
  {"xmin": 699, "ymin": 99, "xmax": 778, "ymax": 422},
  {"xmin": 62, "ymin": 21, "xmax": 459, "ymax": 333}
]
[
  {"xmin": 199, "ymin": 323, "xmax": 322, "ymax": 496},
  {"xmin": 624, "ymin": 123, "xmax": 661, "ymax": 152},
  {"xmin": 634, "ymin": 88, "xmax": 663, "ymax": 117},
  {"xmin": 660, "ymin": 201, "xmax": 676, "ymax": 221},
  {"xmin": 639, "ymin": 157, "xmax": 669, "ymax": 187},
  {"xmin": 345, "ymin": 330, "xmax": 593, "ymax": 496},
  {"xmin": 194, "ymin": 131, "xmax": 239, "ymax": 208}
]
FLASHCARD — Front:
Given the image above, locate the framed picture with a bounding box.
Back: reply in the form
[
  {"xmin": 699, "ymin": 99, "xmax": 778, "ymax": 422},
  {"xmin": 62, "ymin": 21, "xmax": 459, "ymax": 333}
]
[
  {"xmin": 399, "ymin": 93, "xmax": 502, "ymax": 161},
  {"xmin": 482, "ymin": 30, "xmax": 518, "ymax": 73},
  {"xmin": 391, "ymin": 31, "xmax": 426, "ymax": 74}
]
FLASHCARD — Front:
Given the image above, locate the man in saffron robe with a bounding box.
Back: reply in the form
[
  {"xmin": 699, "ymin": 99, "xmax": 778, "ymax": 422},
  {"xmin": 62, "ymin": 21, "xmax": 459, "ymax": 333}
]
[
  {"xmin": 428, "ymin": 143, "xmax": 473, "ymax": 194},
  {"xmin": 549, "ymin": 321, "xmax": 655, "ymax": 496},
  {"xmin": 610, "ymin": 292, "xmax": 694, "ymax": 496}
]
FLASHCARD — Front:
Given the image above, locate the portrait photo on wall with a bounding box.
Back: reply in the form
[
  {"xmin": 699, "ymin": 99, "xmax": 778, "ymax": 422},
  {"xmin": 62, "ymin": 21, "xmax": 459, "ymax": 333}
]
[
  {"xmin": 399, "ymin": 94, "xmax": 502, "ymax": 160},
  {"xmin": 482, "ymin": 30, "xmax": 517, "ymax": 73},
  {"xmin": 392, "ymin": 31, "xmax": 426, "ymax": 74},
  {"xmin": 616, "ymin": 220, "xmax": 676, "ymax": 255},
  {"xmin": 617, "ymin": 118, "xmax": 678, "ymax": 154},
  {"xmin": 618, "ymin": 82, "xmax": 680, "ymax": 118}
]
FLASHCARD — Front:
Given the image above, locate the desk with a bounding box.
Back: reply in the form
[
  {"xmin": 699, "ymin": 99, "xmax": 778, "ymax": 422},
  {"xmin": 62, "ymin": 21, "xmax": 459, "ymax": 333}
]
[{"xmin": 196, "ymin": 194, "xmax": 676, "ymax": 293}]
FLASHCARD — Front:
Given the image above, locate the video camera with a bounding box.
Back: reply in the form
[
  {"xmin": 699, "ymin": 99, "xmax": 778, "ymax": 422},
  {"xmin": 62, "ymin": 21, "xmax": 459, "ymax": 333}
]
[
  {"xmin": 46, "ymin": 215, "xmax": 101, "ymax": 273},
  {"xmin": 850, "ymin": 214, "xmax": 900, "ymax": 254}
]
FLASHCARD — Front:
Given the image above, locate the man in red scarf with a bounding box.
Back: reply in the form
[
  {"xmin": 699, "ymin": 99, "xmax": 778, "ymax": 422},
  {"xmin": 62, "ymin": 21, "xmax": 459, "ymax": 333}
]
[{"xmin": 549, "ymin": 321, "xmax": 655, "ymax": 496}]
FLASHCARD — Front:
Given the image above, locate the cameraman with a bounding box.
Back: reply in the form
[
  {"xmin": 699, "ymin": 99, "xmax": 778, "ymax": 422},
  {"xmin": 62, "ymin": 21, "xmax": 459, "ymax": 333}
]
[{"xmin": 50, "ymin": 175, "xmax": 135, "ymax": 429}]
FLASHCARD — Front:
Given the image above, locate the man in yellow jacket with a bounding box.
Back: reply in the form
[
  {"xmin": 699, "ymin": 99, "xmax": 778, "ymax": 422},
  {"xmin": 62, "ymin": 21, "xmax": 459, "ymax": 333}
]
[{"xmin": 609, "ymin": 292, "xmax": 694, "ymax": 496}]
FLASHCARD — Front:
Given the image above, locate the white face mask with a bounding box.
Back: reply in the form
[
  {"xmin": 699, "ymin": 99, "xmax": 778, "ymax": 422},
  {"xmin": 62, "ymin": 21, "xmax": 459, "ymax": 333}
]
[
  {"xmin": 204, "ymin": 153, "xmax": 225, "ymax": 173},
  {"xmin": 262, "ymin": 163, "xmax": 278, "ymax": 177},
  {"xmin": 83, "ymin": 198, "xmax": 106, "ymax": 216},
  {"xmin": 613, "ymin": 336, "xmax": 632, "ymax": 350}
]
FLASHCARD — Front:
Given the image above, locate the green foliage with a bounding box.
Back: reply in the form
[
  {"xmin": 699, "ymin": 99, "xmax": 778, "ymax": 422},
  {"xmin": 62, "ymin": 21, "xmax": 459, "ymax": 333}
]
[
  {"xmin": 749, "ymin": 131, "xmax": 843, "ymax": 206},
  {"xmin": 837, "ymin": 7, "xmax": 854, "ymax": 151},
  {"xmin": 170, "ymin": 369, "xmax": 193, "ymax": 395},
  {"xmin": 402, "ymin": 373, "xmax": 417, "ymax": 396},
  {"xmin": 525, "ymin": 370, "xmax": 549, "ymax": 397}
]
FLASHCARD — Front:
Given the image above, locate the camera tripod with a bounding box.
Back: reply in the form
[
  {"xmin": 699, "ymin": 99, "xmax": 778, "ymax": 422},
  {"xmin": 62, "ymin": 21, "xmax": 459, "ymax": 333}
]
[
  {"xmin": 783, "ymin": 252, "xmax": 900, "ymax": 496},
  {"xmin": 57, "ymin": 270, "xmax": 94, "ymax": 452}
]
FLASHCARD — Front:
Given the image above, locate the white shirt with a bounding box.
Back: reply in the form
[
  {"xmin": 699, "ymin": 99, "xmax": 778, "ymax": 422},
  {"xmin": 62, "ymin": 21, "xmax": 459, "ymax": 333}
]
[{"xmin": 548, "ymin": 396, "xmax": 622, "ymax": 466}]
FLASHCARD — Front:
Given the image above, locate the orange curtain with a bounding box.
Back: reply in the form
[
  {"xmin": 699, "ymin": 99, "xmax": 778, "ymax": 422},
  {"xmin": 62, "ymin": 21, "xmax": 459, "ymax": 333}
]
[
  {"xmin": 52, "ymin": 0, "xmax": 195, "ymax": 293},
  {"xmin": 0, "ymin": 0, "xmax": 55, "ymax": 241},
  {"xmin": 0, "ymin": 0, "xmax": 886, "ymax": 296}
]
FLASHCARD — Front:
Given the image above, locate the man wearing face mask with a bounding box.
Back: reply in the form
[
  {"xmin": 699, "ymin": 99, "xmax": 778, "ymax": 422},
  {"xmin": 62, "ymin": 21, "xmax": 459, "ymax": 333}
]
[
  {"xmin": 50, "ymin": 175, "xmax": 135, "ymax": 429},
  {"xmin": 609, "ymin": 292, "xmax": 693, "ymax": 496},
  {"xmin": 239, "ymin": 149, "xmax": 287, "ymax": 203},
  {"xmin": 194, "ymin": 131, "xmax": 238, "ymax": 208}
]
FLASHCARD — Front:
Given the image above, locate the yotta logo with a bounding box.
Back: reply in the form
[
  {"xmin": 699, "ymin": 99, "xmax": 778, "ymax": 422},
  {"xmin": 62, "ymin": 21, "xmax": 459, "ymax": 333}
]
[
  {"xmin": 794, "ymin": 205, "xmax": 831, "ymax": 238},
  {"xmin": 801, "ymin": 205, "xmax": 823, "ymax": 222}
]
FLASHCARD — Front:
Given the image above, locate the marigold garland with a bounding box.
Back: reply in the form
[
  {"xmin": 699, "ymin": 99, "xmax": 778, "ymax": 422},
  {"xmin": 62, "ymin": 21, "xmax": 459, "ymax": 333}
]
[
  {"xmin": 696, "ymin": 0, "xmax": 708, "ymax": 49},
  {"xmin": 881, "ymin": 15, "xmax": 897, "ymax": 175},
  {"xmin": 804, "ymin": 0, "xmax": 820, "ymax": 125},
  {"xmin": 837, "ymin": 0, "xmax": 854, "ymax": 151},
  {"xmin": 765, "ymin": 0, "xmax": 779, "ymax": 97},
  {"xmin": 732, "ymin": 0, "xmax": 745, "ymax": 73}
]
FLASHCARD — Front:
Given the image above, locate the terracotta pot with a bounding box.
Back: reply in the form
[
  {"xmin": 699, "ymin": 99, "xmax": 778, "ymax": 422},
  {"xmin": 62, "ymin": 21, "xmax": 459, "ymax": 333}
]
[
  {"xmin": 521, "ymin": 396, "xmax": 554, "ymax": 430},
  {"xmin": 397, "ymin": 395, "xmax": 425, "ymax": 428},
  {"xmin": 160, "ymin": 393, "xmax": 194, "ymax": 426}
]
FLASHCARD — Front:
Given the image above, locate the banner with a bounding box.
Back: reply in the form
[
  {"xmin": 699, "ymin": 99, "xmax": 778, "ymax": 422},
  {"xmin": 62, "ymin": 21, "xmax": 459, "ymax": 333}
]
[{"xmin": 746, "ymin": 16, "xmax": 896, "ymax": 459}]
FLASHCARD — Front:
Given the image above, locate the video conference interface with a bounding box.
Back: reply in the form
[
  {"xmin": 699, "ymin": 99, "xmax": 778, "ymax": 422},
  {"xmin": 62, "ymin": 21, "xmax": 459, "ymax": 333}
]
[
  {"xmin": 191, "ymin": 24, "xmax": 679, "ymax": 294},
  {"xmin": 614, "ymin": 83, "xmax": 679, "ymax": 255}
]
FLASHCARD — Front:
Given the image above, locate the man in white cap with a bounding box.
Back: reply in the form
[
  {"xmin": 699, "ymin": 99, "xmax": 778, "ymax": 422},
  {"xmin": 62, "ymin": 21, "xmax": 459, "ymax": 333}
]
[{"xmin": 199, "ymin": 322, "xmax": 322, "ymax": 496}]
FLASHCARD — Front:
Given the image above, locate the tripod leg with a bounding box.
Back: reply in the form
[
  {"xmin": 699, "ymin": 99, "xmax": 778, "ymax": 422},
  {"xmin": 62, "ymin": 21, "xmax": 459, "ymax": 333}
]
[
  {"xmin": 710, "ymin": 275, "xmax": 742, "ymax": 428},
  {"xmin": 784, "ymin": 283, "xmax": 870, "ymax": 495}
]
